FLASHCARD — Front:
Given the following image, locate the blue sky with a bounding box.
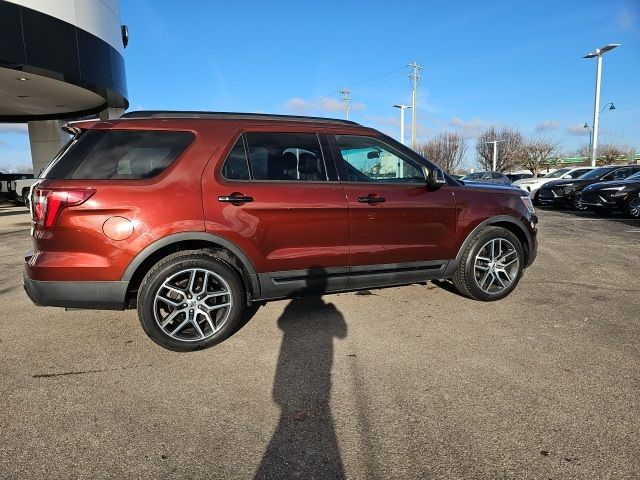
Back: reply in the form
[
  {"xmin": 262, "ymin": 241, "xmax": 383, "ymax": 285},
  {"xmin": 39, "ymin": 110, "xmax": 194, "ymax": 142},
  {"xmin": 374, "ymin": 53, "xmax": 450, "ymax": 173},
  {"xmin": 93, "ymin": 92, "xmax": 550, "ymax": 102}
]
[{"xmin": 1, "ymin": 0, "xmax": 638, "ymax": 170}]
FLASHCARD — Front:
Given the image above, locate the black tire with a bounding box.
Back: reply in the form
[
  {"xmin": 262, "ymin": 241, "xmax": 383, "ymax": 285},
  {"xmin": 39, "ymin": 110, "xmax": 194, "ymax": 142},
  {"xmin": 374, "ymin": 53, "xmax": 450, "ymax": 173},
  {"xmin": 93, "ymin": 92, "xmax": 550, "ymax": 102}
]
[
  {"xmin": 137, "ymin": 250, "xmax": 247, "ymax": 352},
  {"xmin": 571, "ymin": 192, "xmax": 588, "ymax": 211},
  {"xmin": 532, "ymin": 191, "xmax": 540, "ymax": 206},
  {"xmin": 452, "ymin": 226, "xmax": 525, "ymax": 301},
  {"xmin": 625, "ymin": 196, "xmax": 640, "ymax": 219}
]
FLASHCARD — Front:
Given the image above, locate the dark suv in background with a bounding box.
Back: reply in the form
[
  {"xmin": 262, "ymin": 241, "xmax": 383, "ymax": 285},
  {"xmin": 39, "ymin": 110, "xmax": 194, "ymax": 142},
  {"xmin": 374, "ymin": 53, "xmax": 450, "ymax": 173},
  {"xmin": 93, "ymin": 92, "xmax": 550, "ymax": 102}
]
[
  {"xmin": 23, "ymin": 111, "xmax": 538, "ymax": 351},
  {"xmin": 538, "ymin": 165, "xmax": 640, "ymax": 210},
  {"xmin": 581, "ymin": 171, "xmax": 640, "ymax": 218}
]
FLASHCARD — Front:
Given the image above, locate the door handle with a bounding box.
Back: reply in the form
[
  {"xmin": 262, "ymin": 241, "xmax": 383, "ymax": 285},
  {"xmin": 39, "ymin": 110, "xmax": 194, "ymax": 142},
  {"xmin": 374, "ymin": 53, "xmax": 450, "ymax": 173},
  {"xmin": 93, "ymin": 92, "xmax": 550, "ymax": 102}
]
[
  {"xmin": 358, "ymin": 195, "xmax": 385, "ymax": 204},
  {"xmin": 218, "ymin": 195, "xmax": 254, "ymax": 203}
]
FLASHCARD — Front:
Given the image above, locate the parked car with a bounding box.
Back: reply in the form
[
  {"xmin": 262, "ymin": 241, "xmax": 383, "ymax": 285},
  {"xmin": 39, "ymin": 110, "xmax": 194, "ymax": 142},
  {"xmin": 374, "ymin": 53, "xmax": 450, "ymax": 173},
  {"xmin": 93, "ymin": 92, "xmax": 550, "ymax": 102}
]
[
  {"xmin": 538, "ymin": 165, "xmax": 640, "ymax": 210},
  {"xmin": 513, "ymin": 167, "xmax": 595, "ymax": 204},
  {"xmin": 23, "ymin": 111, "xmax": 538, "ymax": 351},
  {"xmin": 459, "ymin": 171, "xmax": 512, "ymax": 185},
  {"xmin": 506, "ymin": 173, "xmax": 533, "ymax": 182},
  {"xmin": 10, "ymin": 177, "xmax": 37, "ymax": 205},
  {"xmin": 0, "ymin": 173, "xmax": 33, "ymax": 200},
  {"xmin": 581, "ymin": 171, "xmax": 640, "ymax": 218}
]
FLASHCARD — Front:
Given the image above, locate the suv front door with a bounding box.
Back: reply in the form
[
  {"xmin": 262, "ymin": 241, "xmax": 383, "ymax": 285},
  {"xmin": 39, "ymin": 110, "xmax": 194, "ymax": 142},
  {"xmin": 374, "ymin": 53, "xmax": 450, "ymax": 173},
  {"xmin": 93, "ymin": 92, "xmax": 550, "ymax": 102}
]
[{"xmin": 327, "ymin": 133, "xmax": 457, "ymax": 289}]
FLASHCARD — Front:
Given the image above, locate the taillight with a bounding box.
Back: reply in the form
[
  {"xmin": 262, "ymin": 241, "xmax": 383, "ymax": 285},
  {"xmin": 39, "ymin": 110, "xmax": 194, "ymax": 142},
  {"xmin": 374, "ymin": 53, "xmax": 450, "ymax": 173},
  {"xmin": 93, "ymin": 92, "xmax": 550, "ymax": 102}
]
[{"xmin": 32, "ymin": 188, "xmax": 95, "ymax": 228}]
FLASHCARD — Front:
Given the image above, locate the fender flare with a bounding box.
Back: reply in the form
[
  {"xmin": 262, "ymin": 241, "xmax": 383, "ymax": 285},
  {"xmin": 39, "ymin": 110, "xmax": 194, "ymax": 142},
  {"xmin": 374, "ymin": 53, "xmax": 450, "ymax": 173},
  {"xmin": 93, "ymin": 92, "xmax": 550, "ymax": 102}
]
[
  {"xmin": 121, "ymin": 232, "xmax": 260, "ymax": 298},
  {"xmin": 444, "ymin": 216, "xmax": 534, "ymax": 277}
]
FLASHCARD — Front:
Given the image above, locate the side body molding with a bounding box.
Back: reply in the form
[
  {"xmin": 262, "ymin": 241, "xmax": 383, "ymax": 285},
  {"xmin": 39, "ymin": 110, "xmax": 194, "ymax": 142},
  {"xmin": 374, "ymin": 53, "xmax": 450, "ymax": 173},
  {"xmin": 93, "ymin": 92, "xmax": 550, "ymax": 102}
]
[{"xmin": 120, "ymin": 232, "xmax": 261, "ymax": 298}]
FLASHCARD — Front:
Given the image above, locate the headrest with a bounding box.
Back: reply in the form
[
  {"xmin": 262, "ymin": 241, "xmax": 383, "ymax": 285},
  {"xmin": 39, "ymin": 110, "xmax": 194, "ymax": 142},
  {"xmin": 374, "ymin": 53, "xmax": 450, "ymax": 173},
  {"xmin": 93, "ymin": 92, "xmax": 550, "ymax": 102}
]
[
  {"xmin": 298, "ymin": 152, "xmax": 318, "ymax": 174},
  {"xmin": 281, "ymin": 151, "xmax": 297, "ymax": 170}
]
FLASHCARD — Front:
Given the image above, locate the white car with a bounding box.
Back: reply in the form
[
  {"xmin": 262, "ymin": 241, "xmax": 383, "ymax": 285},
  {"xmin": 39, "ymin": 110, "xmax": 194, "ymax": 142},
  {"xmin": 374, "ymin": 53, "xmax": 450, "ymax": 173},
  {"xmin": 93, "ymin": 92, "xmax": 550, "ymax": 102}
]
[{"xmin": 514, "ymin": 167, "xmax": 595, "ymax": 203}]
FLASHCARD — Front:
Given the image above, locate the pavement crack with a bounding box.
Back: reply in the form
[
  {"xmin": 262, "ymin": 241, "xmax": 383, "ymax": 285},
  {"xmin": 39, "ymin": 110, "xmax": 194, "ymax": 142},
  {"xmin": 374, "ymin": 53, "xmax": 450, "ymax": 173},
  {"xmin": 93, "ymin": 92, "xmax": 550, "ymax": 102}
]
[{"xmin": 32, "ymin": 363, "xmax": 153, "ymax": 378}]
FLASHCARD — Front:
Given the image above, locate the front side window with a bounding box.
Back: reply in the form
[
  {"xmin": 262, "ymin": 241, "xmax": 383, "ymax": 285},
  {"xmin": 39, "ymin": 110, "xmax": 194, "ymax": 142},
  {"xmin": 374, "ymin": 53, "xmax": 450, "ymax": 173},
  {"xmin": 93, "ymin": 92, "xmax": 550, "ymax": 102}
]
[
  {"xmin": 334, "ymin": 135, "xmax": 424, "ymax": 183},
  {"xmin": 568, "ymin": 168, "xmax": 590, "ymax": 178},
  {"xmin": 227, "ymin": 132, "xmax": 327, "ymax": 181},
  {"xmin": 604, "ymin": 167, "xmax": 635, "ymax": 181}
]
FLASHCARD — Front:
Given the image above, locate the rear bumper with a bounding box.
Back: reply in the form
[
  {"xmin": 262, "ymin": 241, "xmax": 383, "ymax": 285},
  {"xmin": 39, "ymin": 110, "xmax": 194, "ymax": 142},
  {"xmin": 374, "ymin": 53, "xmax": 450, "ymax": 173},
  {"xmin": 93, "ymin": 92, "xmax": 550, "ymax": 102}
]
[{"xmin": 23, "ymin": 271, "xmax": 127, "ymax": 310}]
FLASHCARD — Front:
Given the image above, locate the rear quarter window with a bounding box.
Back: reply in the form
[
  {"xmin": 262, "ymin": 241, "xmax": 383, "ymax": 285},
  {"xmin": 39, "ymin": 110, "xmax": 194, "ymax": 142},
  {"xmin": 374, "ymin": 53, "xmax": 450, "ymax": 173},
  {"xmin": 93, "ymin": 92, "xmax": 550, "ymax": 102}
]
[{"xmin": 43, "ymin": 130, "xmax": 194, "ymax": 180}]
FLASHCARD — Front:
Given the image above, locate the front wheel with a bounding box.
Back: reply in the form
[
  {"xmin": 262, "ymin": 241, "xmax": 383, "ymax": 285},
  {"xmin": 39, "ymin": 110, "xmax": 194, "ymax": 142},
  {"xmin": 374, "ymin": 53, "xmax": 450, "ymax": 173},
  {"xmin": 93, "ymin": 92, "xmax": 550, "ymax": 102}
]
[
  {"xmin": 137, "ymin": 251, "xmax": 247, "ymax": 351},
  {"xmin": 452, "ymin": 226, "xmax": 525, "ymax": 301},
  {"xmin": 625, "ymin": 196, "xmax": 640, "ymax": 219},
  {"xmin": 571, "ymin": 192, "xmax": 588, "ymax": 211}
]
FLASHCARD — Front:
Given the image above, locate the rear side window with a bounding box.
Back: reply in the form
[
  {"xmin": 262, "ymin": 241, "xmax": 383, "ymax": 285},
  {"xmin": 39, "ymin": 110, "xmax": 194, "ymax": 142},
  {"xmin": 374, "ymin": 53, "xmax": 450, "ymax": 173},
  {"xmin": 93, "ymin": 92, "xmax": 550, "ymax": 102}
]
[
  {"xmin": 222, "ymin": 132, "xmax": 327, "ymax": 181},
  {"xmin": 43, "ymin": 130, "xmax": 194, "ymax": 180}
]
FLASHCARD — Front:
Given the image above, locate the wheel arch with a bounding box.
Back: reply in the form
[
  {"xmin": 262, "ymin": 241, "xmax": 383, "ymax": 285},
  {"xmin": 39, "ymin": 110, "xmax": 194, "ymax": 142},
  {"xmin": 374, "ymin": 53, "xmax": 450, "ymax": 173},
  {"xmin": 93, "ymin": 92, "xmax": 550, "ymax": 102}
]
[
  {"xmin": 455, "ymin": 216, "xmax": 533, "ymax": 267},
  {"xmin": 122, "ymin": 232, "xmax": 260, "ymax": 308}
]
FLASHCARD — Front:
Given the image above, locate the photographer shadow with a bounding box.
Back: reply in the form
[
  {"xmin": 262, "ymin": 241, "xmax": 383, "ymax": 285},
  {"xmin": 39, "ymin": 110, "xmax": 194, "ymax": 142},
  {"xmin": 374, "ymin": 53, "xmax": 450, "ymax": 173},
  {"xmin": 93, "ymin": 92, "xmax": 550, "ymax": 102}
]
[{"xmin": 254, "ymin": 267, "xmax": 347, "ymax": 479}]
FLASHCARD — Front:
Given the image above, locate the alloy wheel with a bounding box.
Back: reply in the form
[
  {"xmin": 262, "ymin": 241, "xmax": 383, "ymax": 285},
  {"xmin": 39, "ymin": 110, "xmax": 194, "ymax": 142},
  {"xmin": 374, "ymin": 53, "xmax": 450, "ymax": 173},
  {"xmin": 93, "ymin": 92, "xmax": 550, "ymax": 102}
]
[
  {"xmin": 473, "ymin": 238, "xmax": 520, "ymax": 294},
  {"xmin": 153, "ymin": 268, "xmax": 232, "ymax": 342},
  {"xmin": 628, "ymin": 197, "xmax": 640, "ymax": 218}
]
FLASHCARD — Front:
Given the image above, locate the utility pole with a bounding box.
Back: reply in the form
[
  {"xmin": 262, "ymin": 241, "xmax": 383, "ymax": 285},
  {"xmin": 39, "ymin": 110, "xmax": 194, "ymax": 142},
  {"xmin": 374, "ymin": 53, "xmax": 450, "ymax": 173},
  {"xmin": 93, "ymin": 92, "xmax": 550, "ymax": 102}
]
[
  {"xmin": 484, "ymin": 140, "xmax": 503, "ymax": 171},
  {"xmin": 408, "ymin": 61, "xmax": 423, "ymax": 149},
  {"xmin": 339, "ymin": 88, "xmax": 351, "ymax": 120}
]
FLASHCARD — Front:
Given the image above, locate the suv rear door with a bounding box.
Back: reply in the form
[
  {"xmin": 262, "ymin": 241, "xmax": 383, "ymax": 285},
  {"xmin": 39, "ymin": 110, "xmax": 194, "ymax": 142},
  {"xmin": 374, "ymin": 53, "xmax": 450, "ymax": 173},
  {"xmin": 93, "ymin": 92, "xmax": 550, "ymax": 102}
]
[
  {"xmin": 202, "ymin": 127, "xmax": 349, "ymax": 299},
  {"xmin": 327, "ymin": 133, "xmax": 457, "ymax": 289}
]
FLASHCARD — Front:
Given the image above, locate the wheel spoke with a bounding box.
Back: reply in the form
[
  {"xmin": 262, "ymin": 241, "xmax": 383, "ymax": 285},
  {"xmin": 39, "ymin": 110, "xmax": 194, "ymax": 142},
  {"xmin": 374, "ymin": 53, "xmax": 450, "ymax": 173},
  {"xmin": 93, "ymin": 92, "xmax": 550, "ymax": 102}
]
[
  {"xmin": 187, "ymin": 270, "xmax": 196, "ymax": 293},
  {"xmin": 161, "ymin": 308, "xmax": 183, "ymax": 328},
  {"xmin": 171, "ymin": 316, "xmax": 191, "ymax": 335},
  {"xmin": 157, "ymin": 292, "xmax": 182, "ymax": 307},
  {"xmin": 164, "ymin": 285, "xmax": 186, "ymax": 298},
  {"xmin": 203, "ymin": 291, "xmax": 228, "ymax": 300},
  {"xmin": 207, "ymin": 302, "xmax": 231, "ymax": 311},
  {"xmin": 191, "ymin": 315, "xmax": 205, "ymax": 339}
]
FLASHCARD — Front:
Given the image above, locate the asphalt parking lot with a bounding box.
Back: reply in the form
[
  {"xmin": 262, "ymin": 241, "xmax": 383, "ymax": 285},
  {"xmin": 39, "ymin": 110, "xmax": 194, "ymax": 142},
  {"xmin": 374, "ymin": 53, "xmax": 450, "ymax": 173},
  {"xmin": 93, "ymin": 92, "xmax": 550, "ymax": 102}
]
[{"xmin": 0, "ymin": 202, "xmax": 638, "ymax": 480}]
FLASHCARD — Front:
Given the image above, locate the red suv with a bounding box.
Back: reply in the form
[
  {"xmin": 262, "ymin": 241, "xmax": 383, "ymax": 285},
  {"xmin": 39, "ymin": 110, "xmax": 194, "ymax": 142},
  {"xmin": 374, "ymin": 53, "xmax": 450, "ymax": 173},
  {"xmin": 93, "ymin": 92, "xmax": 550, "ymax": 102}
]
[{"xmin": 24, "ymin": 111, "xmax": 538, "ymax": 351}]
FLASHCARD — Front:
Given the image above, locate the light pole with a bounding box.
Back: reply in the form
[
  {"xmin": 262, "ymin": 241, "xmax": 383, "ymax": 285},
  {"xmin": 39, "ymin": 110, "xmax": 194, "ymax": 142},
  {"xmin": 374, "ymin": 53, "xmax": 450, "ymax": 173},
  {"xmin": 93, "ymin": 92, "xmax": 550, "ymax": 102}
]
[
  {"xmin": 392, "ymin": 104, "xmax": 412, "ymax": 145},
  {"xmin": 583, "ymin": 123, "xmax": 593, "ymax": 159},
  {"xmin": 484, "ymin": 140, "xmax": 503, "ymax": 171},
  {"xmin": 583, "ymin": 103, "xmax": 614, "ymax": 162},
  {"xmin": 583, "ymin": 43, "xmax": 620, "ymax": 167}
]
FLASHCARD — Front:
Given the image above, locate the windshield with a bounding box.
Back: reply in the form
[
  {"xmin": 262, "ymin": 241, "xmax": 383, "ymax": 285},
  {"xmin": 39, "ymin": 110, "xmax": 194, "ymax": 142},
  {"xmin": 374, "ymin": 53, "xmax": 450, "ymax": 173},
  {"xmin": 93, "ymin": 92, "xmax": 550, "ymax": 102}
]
[
  {"xmin": 543, "ymin": 168, "xmax": 570, "ymax": 178},
  {"xmin": 578, "ymin": 167, "xmax": 613, "ymax": 180}
]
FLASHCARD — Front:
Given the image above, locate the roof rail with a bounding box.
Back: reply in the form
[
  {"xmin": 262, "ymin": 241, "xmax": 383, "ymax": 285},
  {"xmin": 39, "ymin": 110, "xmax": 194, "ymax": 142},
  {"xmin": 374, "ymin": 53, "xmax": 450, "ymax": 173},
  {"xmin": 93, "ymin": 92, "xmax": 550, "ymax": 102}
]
[{"xmin": 120, "ymin": 110, "xmax": 360, "ymax": 126}]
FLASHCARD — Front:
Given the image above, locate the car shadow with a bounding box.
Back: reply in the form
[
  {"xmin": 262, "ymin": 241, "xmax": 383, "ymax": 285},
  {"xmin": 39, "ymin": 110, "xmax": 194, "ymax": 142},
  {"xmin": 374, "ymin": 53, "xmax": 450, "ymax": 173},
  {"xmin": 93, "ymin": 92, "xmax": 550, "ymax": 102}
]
[{"xmin": 254, "ymin": 266, "xmax": 348, "ymax": 480}]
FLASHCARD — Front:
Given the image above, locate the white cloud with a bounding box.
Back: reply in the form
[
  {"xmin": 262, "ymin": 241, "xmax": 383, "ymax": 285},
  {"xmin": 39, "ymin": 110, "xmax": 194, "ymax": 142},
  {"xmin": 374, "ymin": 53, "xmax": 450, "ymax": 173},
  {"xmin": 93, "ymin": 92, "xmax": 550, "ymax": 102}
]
[
  {"xmin": 0, "ymin": 124, "xmax": 28, "ymax": 135},
  {"xmin": 535, "ymin": 120, "xmax": 560, "ymax": 132},
  {"xmin": 567, "ymin": 123, "xmax": 589, "ymax": 135},
  {"xmin": 618, "ymin": 7, "xmax": 635, "ymax": 30},
  {"xmin": 284, "ymin": 97, "xmax": 365, "ymax": 115},
  {"xmin": 448, "ymin": 117, "xmax": 491, "ymax": 139}
]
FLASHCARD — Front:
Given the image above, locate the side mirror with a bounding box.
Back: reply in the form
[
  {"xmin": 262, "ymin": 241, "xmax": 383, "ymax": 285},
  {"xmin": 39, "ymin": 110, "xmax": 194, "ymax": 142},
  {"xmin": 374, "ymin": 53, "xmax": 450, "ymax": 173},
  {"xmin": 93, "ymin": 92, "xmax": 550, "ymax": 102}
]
[
  {"xmin": 425, "ymin": 167, "xmax": 446, "ymax": 188},
  {"xmin": 367, "ymin": 151, "xmax": 380, "ymax": 159},
  {"xmin": 562, "ymin": 174, "xmax": 571, "ymax": 179}
]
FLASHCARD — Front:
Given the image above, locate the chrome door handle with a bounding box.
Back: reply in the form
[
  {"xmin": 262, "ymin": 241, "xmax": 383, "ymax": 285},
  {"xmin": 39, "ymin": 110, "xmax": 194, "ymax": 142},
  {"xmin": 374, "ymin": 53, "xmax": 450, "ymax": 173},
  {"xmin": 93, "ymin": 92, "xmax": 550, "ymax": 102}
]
[
  {"xmin": 358, "ymin": 195, "xmax": 385, "ymax": 203},
  {"xmin": 218, "ymin": 195, "xmax": 254, "ymax": 203}
]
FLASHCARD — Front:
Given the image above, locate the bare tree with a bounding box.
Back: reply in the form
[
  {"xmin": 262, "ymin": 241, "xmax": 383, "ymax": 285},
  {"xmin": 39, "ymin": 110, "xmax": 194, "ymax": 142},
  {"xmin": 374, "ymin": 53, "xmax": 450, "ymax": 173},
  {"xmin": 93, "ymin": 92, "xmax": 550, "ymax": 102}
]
[
  {"xmin": 519, "ymin": 136, "xmax": 560, "ymax": 177},
  {"xmin": 596, "ymin": 143, "xmax": 635, "ymax": 165},
  {"xmin": 574, "ymin": 144, "xmax": 591, "ymax": 158},
  {"xmin": 475, "ymin": 127, "xmax": 524, "ymax": 172},
  {"xmin": 416, "ymin": 132, "xmax": 467, "ymax": 173}
]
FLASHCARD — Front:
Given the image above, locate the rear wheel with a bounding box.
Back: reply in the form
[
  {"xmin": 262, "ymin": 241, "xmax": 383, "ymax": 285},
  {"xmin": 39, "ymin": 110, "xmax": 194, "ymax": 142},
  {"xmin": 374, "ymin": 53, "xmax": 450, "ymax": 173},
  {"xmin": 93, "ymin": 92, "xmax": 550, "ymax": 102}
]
[
  {"xmin": 137, "ymin": 251, "xmax": 247, "ymax": 351},
  {"xmin": 625, "ymin": 196, "xmax": 640, "ymax": 219},
  {"xmin": 452, "ymin": 227, "xmax": 524, "ymax": 301}
]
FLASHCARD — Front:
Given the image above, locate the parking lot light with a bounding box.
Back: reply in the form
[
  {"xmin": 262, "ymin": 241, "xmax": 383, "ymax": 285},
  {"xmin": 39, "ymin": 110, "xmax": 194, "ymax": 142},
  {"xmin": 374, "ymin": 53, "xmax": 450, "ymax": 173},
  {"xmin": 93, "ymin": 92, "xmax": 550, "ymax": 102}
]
[{"xmin": 583, "ymin": 43, "xmax": 620, "ymax": 167}]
